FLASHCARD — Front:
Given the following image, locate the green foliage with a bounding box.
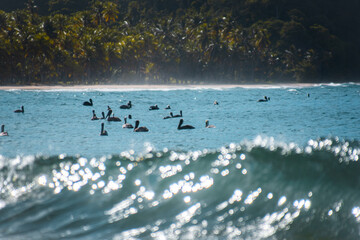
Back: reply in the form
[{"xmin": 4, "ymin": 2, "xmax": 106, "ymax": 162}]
[{"xmin": 0, "ymin": 0, "xmax": 359, "ymax": 85}]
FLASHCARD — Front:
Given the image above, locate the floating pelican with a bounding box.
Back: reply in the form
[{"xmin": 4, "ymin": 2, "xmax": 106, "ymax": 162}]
[
  {"xmin": 120, "ymin": 101, "xmax": 132, "ymax": 109},
  {"xmin": 122, "ymin": 117, "xmax": 134, "ymax": 128},
  {"xmin": 14, "ymin": 106, "xmax": 24, "ymax": 113},
  {"xmin": 108, "ymin": 113, "xmax": 121, "ymax": 122},
  {"xmin": 100, "ymin": 123, "xmax": 108, "ymax": 136},
  {"xmin": 149, "ymin": 104, "xmax": 159, "ymax": 110},
  {"xmin": 258, "ymin": 96, "xmax": 269, "ymax": 102},
  {"xmin": 134, "ymin": 120, "xmax": 149, "ymax": 132},
  {"xmin": 83, "ymin": 99, "xmax": 93, "ymax": 106},
  {"xmin": 205, "ymin": 120, "xmax": 216, "ymax": 128},
  {"xmin": 163, "ymin": 113, "xmax": 172, "ymax": 119},
  {"xmin": 178, "ymin": 119, "xmax": 195, "ymax": 130},
  {"xmin": 172, "ymin": 110, "xmax": 182, "ymax": 118},
  {"xmin": 91, "ymin": 110, "xmax": 99, "ymax": 120},
  {"xmin": 0, "ymin": 125, "xmax": 8, "ymax": 136}
]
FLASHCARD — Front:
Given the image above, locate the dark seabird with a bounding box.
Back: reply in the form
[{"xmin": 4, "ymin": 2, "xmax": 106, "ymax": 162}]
[
  {"xmin": 100, "ymin": 123, "xmax": 108, "ymax": 136},
  {"xmin": 134, "ymin": 120, "xmax": 149, "ymax": 132},
  {"xmin": 120, "ymin": 101, "xmax": 132, "ymax": 109},
  {"xmin": 91, "ymin": 110, "xmax": 99, "ymax": 120},
  {"xmin": 172, "ymin": 110, "xmax": 182, "ymax": 118},
  {"xmin": 205, "ymin": 120, "xmax": 216, "ymax": 128},
  {"xmin": 178, "ymin": 119, "xmax": 195, "ymax": 130},
  {"xmin": 0, "ymin": 125, "xmax": 8, "ymax": 136},
  {"xmin": 83, "ymin": 99, "xmax": 93, "ymax": 106},
  {"xmin": 149, "ymin": 104, "xmax": 159, "ymax": 110},
  {"xmin": 122, "ymin": 117, "xmax": 134, "ymax": 128},
  {"xmin": 14, "ymin": 106, "xmax": 24, "ymax": 113},
  {"xmin": 258, "ymin": 96, "xmax": 269, "ymax": 102}
]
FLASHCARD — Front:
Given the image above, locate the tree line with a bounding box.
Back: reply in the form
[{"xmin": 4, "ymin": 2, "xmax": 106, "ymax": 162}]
[{"xmin": 0, "ymin": 0, "xmax": 359, "ymax": 85}]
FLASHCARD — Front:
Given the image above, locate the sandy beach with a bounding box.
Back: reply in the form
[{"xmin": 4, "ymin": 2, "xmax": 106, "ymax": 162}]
[{"xmin": 0, "ymin": 83, "xmax": 320, "ymax": 90}]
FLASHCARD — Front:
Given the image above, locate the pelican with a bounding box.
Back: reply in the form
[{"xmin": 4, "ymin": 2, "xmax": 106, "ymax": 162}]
[
  {"xmin": 100, "ymin": 123, "xmax": 108, "ymax": 136},
  {"xmin": 122, "ymin": 117, "xmax": 134, "ymax": 128},
  {"xmin": 120, "ymin": 101, "xmax": 132, "ymax": 109},
  {"xmin": 134, "ymin": 120, "xmax": 149, "ymax": 132},
  {"xmin": 105, "ymin": 108, "xmax": 114, "ymax": 119},
  {"xmin": 91, "ymin": 110, "xmax": 99, "ymax": 120},
  {"xmin": 0, "ymin": 125, "xmax": 8, "ymax": 136},
  {"xmin": 178, "ymin": 119, "xmax": 195, "ymax": 130},
  {"xmin": 108, "ymin": 113, "xmax": 121, "ymax": 122},
  {"xmin": 205, "ymin": 120, "xmax": 216, "ymax": 128},
  {"xmin": 163, "ymin": 113, "xmax": 172, "ymax": 119},
  {"xmin": 149, "ymin": 104, "xmax": 159, "ymax": 110},
  {"xmin": 258, "ymin": 96, "xmax": 269, "ymax": 102},
  {"xmin": 14, "ymin": 106, "xmax": 24, "ymax": 113},
  {"xmin": 106, "ymin": 108, "xmax": 121, "ymax": 121},
  {"xmin": 83, "ymin": 99, "xmax": 93, "ymax": 106},
  {"xmin": 172, "ymin": 110, "xmax": 182, "ymax": 118}
]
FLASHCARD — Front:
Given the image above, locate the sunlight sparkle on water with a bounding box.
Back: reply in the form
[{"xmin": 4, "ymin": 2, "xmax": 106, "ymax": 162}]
[
  {"xmin": 229, "ymin": 189, "xmax": 243, "ymax": 204},
  {"xmin": 135, "ymin": 179, "xmax": 141, "ymax": 186},
  {"xmin": 352, "ymin": 207, "xmax": 360, "ymax": 222},
  {"xmin": 184, "ymin": 196, "xmax": 191, "ymax": 203},
  {"xmin": 278, "ymin": 196, "xmax": 287, "ymax": 206},
  {"xmin": 244, "ymin": 188, "xmax": 262, "ymax": 205},
  {"xmin": 176, "ymin": 203, "xmax": 201, "ymax": 226},
  {"xmin": 38, "ymin": 175, "xmax": 47, "ymax": 186},
  {"xmin": 293, "ymin": 199, "xmax": 311, "ymax": 210}
]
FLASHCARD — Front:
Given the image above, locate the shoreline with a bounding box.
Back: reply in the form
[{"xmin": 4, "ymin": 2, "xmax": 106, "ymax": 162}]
[{"xmin": 0, "ymin": 82, "xmax": 351, "ymax": 90}]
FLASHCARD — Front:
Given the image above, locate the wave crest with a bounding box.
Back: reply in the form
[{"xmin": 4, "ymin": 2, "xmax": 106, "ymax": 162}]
[{"xmin": 0, "ymin": 137, "xmax": 360, "ymax": 239}]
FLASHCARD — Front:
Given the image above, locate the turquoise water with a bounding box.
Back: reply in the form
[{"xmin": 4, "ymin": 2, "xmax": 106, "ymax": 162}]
[
  {"xmin": 0, "ymin": 83, "xmax": 359, "ymax": 239},
  {"xmin": 1, "ymin": 83, "xmax": 359, "ymax": 157}
]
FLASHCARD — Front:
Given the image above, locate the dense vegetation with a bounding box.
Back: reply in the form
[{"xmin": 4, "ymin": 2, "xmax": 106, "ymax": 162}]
[{"xmin": 1, "ymin": 0, "xmax": 359, "ymax": 85}]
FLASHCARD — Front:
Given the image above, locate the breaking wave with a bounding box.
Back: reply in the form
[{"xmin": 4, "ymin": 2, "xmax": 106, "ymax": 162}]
[{"xmin": 0, "ymin": 136, "xmax": 359, "ymax": 239}]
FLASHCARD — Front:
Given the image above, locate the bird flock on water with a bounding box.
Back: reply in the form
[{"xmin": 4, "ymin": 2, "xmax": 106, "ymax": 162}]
[
  {"xmin": 1, "ymin": 94, "xmax": 281, "ymax": 137},
  {"xmin": 83, "ymin": 98, "xmax": 215, "ymax": 136}
]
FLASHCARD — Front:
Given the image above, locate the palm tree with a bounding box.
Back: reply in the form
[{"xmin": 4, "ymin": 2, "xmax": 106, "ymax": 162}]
[
  {"xmin": 102, "ymin": 1, "xmax": 119, "ymax": 25},
  {"xmin": 91, "ymin": 1, "xmax": 104, "ymax": 26}
]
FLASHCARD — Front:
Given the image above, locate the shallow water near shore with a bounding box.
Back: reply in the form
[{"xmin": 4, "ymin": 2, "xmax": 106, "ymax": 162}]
[{"xmin": 0, "ymin": 83, "xmax": 359, "ymax": 239}]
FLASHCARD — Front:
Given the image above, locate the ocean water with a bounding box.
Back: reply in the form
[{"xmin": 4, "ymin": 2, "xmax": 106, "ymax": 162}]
[{"xmin": 0, "ymin": 83, "xmax": 359, "ymax": 239}]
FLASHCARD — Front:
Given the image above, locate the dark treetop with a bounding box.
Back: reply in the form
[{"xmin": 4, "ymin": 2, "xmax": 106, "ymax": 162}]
[{"xmin": 1, "ymin": 0, "xmax": 359, "ymax": 85}]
